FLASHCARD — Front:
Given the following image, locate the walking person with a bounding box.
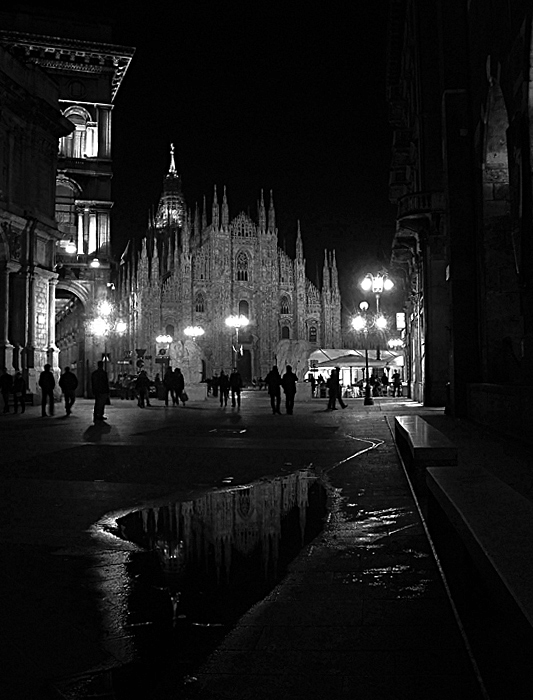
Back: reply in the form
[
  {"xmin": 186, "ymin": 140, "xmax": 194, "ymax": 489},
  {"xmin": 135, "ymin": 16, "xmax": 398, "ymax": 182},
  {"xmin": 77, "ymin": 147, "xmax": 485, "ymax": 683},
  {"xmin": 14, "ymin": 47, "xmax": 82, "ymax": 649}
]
[
  {"xmin": 91, "ymin": 360, "xmax": 110, "ymax": 422},
  {"xmin": 265, "ymin": 365, "xmax": 282, "ymax": 414},
  {"xmin": 281, "ymin": 364, "xmax": 298, "ymax": 415},
  {"xmin": 13, "ymin": 371, "xmax": 26, "ymax": 414},
  {"xmin": 163, "ymin": 366, "xmax": 176, "ymax": 406},
  {"xmin": 59, "ymin": 366, "xmax": 78, "ymax": 415},
  {"xmin": 135, "ymin": 369, "xmax": 152, "ymax": 408},
  {"xmin": 173, "ymin": 367, "xmax": 186, "ymax": 406},
  {"xmin": 391, "ymin": 371, "xmax": 402, "ymax": 397},
  {"xmin": 39, "ymin": 363, "xmax": 55, "ymax": 417},
  {"xmin": 229, "ymin": 367, "xmax": 243, "ymax": 408},
  {"xmin": 218, "ymin": 369, "xmax": 229, "ymax": 407},
  {"xmin": 327, "ymin": 367, "xmax": 347, "ymax": 410},
  {"xmin": 0, "ymin": 367, "xmax": 13, "ymax": 413}
]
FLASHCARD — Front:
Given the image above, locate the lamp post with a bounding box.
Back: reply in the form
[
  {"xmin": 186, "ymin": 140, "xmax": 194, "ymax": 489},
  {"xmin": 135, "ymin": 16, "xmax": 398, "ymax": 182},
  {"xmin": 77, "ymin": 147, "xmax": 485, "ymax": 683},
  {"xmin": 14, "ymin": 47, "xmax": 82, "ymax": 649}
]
[
  {"xmin": 361, "ymin": 272, "xmax": 394, "ymax": 313},
  {"xmin": 88, "ymin": 300, "xmax": 126, "ymax": 373},
  {"xmin": 225, "ymin": 314, "xmax": 248, "ymax": 369},
  {"xmin": 184, "ymin": 326, "xmax": 205, "ymax": 384},
  {"xmin": 351, "ymin": 301, "xmax": 388, "ymax": 406}
]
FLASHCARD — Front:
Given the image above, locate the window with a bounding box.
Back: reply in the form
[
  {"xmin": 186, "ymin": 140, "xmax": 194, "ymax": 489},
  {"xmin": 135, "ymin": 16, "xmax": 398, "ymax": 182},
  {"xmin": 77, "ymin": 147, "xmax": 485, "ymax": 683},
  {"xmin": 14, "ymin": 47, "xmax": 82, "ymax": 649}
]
[
  {"xmin": 165, "ymin": 324, "xmax": 175, "ymax": 337},
  {"xmin": 239, "ymin": 300, "xmax": 249, "ymax": 317},
  {"xmin": 309, "ymin": 326, "xmax": 317, "ymax": 343},
  {"xmin": 59, "ymin": 107, "xmax": 97, "ymax": 159},
  {"xmin": 195, "ymin": 293, "xmax": 205, "ymax": 313},
  {"xmin": 236, "ymin": 251, "xmax": 249, "ymax": 281},
  {"xmin": 280, "ymin": 295, "xmax": 290, "ymax": 314},
  {"xmin": 281, "ymin": 326, "xmax": 290, "ymax": 339}
]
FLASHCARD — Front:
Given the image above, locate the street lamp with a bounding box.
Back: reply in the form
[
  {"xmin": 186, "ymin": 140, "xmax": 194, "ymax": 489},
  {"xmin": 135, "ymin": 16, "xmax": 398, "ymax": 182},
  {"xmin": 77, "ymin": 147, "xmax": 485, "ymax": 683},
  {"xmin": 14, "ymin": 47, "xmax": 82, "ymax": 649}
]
[
  {"xmin": 225, "ymin": 314, "xmax": 248, "ymax": 368},
  {"xmin": 88, "ymin": 300, "xmax": 126, "ymax": 372},
  {"xmin": 361, "ymin": 272, "xmax": 394, "ymax": 313},
  {"xmin": 183, "ymin": 326, "xmax": 205, "ymax": 342},
  {"xmin": 351, "ymin": 301, "xmax": 388, "ymax": 406}
]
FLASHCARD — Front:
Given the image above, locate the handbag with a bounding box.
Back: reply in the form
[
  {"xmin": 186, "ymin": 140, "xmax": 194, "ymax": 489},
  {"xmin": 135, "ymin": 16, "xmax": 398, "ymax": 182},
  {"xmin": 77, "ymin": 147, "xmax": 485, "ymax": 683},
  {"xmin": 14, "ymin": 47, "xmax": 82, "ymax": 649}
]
[{"xmin": 181, "ymin": 391, "xmax": 188, "ymax": 402}]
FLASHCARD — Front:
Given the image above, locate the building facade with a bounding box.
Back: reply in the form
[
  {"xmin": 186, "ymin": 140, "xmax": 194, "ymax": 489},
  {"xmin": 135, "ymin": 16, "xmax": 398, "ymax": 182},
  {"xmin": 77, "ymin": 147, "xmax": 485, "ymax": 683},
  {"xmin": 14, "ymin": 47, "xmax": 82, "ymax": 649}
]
[
  {"xmin": 387, "ymin": 0, "xmax": 533, "ymax": 433},
  {"xmin": 119, "ymin": 149, "xmax": 342, "ymax": 383},
  {"xmin": 0, "ymin": 8, "xmax": 134, "ymax": 395}
]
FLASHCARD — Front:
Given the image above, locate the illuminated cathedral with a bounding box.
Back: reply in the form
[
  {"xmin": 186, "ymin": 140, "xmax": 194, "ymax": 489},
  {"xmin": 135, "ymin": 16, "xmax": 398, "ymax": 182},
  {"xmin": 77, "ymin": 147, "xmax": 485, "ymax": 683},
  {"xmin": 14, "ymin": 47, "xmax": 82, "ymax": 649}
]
[{"xmin": 119, "ymin": 146, "xmax": 342, "ymax": 383}]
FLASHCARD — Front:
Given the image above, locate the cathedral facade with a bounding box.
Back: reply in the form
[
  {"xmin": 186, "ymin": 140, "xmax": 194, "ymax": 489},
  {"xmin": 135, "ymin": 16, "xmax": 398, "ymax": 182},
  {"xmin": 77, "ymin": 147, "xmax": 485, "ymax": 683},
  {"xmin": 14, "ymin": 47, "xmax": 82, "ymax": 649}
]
[{"xmin": 119, "ymin": 148, "xmax": 342, "ymax": 383}]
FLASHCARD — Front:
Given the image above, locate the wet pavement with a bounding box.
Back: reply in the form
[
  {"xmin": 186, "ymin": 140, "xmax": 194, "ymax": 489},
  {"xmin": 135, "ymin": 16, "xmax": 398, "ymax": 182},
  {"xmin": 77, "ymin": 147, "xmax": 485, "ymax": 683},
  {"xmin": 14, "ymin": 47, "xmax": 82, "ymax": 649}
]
[{"xmin": 0, "ymin": 391, "xmax": 530, "ymax": 698}]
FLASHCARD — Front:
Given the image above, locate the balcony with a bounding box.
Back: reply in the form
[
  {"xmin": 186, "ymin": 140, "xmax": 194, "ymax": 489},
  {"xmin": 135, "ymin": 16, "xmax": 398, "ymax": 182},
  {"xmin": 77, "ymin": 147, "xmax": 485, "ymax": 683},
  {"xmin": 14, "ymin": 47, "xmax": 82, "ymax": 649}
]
[{"xmin": 397, "ymin": 191, "xmax": 444, "ymax": 220}]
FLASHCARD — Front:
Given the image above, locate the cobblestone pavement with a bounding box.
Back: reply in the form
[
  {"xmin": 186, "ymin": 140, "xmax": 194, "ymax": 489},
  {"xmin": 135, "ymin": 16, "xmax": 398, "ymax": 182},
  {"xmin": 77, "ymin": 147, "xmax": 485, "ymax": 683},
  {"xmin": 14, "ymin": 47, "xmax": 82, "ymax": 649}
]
[{"xmin": 1, "ymin": 391, "xmax": 526, "ymax": 699}]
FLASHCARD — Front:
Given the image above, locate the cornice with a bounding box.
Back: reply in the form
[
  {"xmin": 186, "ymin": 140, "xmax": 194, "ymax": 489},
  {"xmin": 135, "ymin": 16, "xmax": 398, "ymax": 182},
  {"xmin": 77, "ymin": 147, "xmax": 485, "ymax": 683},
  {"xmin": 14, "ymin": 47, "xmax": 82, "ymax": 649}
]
[{"xmin": 0, "ymin": 30, "xmax": 135, "ymax": 101}]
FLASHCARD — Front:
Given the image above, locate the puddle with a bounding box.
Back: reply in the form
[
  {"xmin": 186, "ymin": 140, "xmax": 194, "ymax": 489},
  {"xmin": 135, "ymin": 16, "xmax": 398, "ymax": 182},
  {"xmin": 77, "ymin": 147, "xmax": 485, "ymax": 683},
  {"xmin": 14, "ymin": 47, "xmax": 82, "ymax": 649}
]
[{"xmin": 91, "ymin": 470, "xmax": 328, "ymax": 696}]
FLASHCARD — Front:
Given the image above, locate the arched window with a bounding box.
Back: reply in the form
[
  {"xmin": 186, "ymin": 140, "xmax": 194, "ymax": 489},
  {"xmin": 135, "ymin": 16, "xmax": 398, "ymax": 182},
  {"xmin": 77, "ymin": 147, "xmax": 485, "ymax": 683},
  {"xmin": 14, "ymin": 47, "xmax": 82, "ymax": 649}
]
[
  {"xmin": 236, "ymin": 251, "xmax": 249, "ymax": 281},
  {"xmin": 165, "ymin": 324, "xmax": 175, "ymax": 337},
  {"xmin": 280, "ymin": 295, "xmax": 290, "ymax": 314},
  {"xmin": 195, "ymin": 292, "xmax": 205, "ymax": 313},
  {"xmin": 239, "ymin": 300, "xmax": 249, "ymax": 317},
  {"xmin": 59, "ymin": 107, "xmax": 97, "ymax": 159},
  {"xmin": 309, "ymin": 326, "xmax": 317, "ymax": 343},
  {"xmin": 281, "ymin": 325, "xmax": 290, "ymax": 340}
]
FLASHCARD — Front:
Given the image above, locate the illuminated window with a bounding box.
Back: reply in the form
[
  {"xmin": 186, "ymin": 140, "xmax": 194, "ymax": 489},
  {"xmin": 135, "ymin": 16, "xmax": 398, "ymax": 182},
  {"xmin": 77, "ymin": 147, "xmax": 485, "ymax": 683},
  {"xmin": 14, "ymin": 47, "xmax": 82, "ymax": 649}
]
[
  {"xmin": 59, "ymin": 107, "xmax": 97, "ymax": 159},
  {"xmin": 280, "ymin": 295, "xmax": 290, "ymax": 314},
  {"xmin": 281, "ymin": 325, "xmax": 290, "ymax": 339},
  {"xmin": 309, "ymin": 326, "xmax": 317, "ymax": 343},
  {"xmin": 195, "ymin": 293, "xmax": 205, "ymax": 313},
  {"xmin": 236, "ymin": 251, "xmax": 249, "ymax": 281}
]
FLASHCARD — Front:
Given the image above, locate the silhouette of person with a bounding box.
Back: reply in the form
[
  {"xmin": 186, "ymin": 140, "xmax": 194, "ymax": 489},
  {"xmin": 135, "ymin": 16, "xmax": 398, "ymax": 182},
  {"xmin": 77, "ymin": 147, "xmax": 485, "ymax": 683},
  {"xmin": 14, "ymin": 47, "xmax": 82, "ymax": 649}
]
[
  {"xmin": 173, "ymin": 368, "xmax": 186, "ymax": 405},
  {"xmin": 229, "ymin": 368, "xmax": 243, "ymax": 408},
  {"xmin": 13, "ymin": 371, "xmax": 26, "ymax": 414},
  {"xmin": 218, "ymin": 370, "xmax": 230, "ymax": 407},
  {"xmin": 39, "ymin": 363, "xmax": 55, "ymax": 417},
  {"xmin": 327, "ymin": 367, "xmax": 347, "ymax": 410},
  {"xmin": 265, "ymin": 365, "xmax": 282, "ymax": 414},
  {"xmin": 0, "ymin": 367, "xmax": 13, "ymax": 413},
  {"xmin": 281, "ymin": 364, "xmax": 298, "ymax": 415},
  {"xmin": 163, "ymin": 366, "xmax": 176, "ymax": 406},
  {"xmin": 91, "ymin": 360, "xmax": 110, "ymax": 422},
  {"xmin": 59, "ymin": 366, "xmax": 78, "ymax": 415},
  {"xmin": 135, "ymin": 369, "xmax": 152, "ymax": 408}
]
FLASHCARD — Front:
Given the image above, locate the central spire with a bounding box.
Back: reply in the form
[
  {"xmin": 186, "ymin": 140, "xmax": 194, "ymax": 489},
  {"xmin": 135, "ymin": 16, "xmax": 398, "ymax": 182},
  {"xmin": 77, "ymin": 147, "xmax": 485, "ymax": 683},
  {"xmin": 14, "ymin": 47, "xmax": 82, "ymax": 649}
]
[{"xmin": 169, "ymin": 143, "xmax": 177, "ymax": 174}]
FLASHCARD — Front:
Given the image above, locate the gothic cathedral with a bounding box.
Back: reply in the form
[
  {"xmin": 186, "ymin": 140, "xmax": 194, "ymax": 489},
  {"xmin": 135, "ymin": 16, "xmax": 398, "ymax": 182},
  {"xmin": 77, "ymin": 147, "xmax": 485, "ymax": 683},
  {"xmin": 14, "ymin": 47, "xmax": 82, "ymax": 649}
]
[{"xmin": 119, "ymin": 146, "xmax": 342, "ymax": 382}]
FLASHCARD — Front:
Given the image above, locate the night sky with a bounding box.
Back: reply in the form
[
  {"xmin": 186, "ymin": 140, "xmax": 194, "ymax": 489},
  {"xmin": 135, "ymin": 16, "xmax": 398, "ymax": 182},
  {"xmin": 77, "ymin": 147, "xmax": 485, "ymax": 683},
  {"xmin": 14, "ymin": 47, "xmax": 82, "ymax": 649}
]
[{"xmin": 27, "ymin": 2, "xmax": 398, "ymax": 315}]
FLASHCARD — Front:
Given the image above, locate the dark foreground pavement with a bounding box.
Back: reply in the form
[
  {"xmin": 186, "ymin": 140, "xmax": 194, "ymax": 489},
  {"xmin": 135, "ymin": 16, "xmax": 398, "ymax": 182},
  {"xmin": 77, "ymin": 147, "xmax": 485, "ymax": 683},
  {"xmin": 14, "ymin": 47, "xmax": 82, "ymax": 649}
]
[{"xmin": 0, "ymin": 391, "xmax": 530, "ymax": 699}]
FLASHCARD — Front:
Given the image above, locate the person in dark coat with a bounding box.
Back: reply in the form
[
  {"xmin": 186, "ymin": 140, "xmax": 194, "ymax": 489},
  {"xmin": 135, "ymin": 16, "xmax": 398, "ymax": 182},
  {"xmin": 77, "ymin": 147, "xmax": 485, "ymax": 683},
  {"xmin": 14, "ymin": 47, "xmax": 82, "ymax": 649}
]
[
  {"xmin": 229, "ymin": 368, "xmax": 243, "ymax": 408},
  {"xmin": 218, "ymin": 370, "xmax": 229, "ymax": 407},
  {"xmin": 163, "ymin": 367, "xmax": 176, "ymax": 406},
  {"xmin": 13, "ymin": 371, "xmax": 26, "ymax": 414},
  {"xmin": 0, "ymin": 367, "xmax": 13, "ymax": 413},
  {"xmin": 327, "ymin": 367, "xmax": 347, "ymax": 410},
  {"xmin": 91, "ymin": 360, "xmax": 110, "ymax": 422},
  {"xmin": 265, "ymin": 365, "xmax": 282, "ymax": 414},
  {"xmin": 39, "ymin": 363, "xmax": 55, "ymax": 417},
  {"xmin": 172, "ymin": 368, "xmax": 186, "ymax": 405},
  {"xmin": 281, "ymin": 364, "xmax": 298, "ymax": 415},
  {"xmin": 59, "ymin": 366, "xmax": 78, "ymax": 415},
  {"xmin": 135, "ymin": 370, "xmax": 152, "ymax": 408}
]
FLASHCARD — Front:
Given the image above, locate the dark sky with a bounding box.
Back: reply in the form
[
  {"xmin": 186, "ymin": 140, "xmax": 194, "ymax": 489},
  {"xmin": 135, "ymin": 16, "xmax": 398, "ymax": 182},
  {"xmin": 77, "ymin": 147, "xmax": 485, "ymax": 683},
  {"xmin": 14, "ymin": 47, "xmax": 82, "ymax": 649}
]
[{"xmin": 27, "ymin": 1, "xmax": 398, "ymax": 314}]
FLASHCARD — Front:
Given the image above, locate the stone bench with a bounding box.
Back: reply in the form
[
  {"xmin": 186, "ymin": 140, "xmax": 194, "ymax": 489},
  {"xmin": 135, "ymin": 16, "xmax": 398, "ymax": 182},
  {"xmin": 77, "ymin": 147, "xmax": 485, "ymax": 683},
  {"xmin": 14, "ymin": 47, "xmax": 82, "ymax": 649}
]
[
  {"xmin": 426, "ymin": 466, "xmax": 533, "ymax": 691},
  {"xmin": 394, "ymin": 415, "xmax": 458, "ymax": 468}
]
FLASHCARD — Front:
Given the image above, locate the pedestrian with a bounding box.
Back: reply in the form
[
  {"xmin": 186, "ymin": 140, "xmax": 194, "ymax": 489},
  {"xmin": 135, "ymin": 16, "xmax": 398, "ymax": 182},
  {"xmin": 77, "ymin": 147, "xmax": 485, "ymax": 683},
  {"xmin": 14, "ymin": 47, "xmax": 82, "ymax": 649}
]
[
  {"xmin": 91, "ymin": 360, "xmax": 110, "ymax": 422},
  {"xmin": 173, "ymin": 367, "xmax": 186, "ymax": 405},
  {"xmin": 265, "ymin": 365, "xmax": 282, "ymax": 414},
  {"xmin": 327, "ymin": 367, "xmax": 347, "ymax": 410},
  {"xmin": 163, "ymin": 366, "xmax": 176, "ymax": 406},
  {"xmin": 39, "ymin": 363, "xmax": 55, "ymax": 417},
  {"xmin": 281, "ymin": 364, "xmax": 298, "ymax": 415},
  {"xmin": 218, "ymin": 369, "xmax": 229, "ymax": 407},
  {"xmin": 135, "ymin": 369, "xmax": 152, "ymax": 408},
  {"xmin": 211, "ymin": 372, "xmax": 219, "ymax": 398},
  {"xmin": 381, "ymin": 371, "xmax": 389, "ymax": 396},
  {"xmin": 309, "ymin": 372, "xmax": 316, "ymax": 397},
  {"xmin": 392, "ymin": 371, "xmax": 402, "ymax": 397},
  {"xmin": 13, "ymin": 371, "xmax": 26, "ymax": 414},
  {"xmin": 229, "ymin": 367, "xmax": 243, "ymax": 408},
  {"xmin": 0, "ymin": 367, "xmax": 12, "ymax": 413},
  {"xmin": 59, "ymin": 366, "xmax": 78, "ymax": 415}
]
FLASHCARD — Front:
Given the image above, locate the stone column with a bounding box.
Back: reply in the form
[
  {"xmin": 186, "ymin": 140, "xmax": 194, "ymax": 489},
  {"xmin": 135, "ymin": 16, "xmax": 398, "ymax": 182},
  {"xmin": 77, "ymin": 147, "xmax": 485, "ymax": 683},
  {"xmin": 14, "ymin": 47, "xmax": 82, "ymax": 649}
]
[
  {"xmin": 0, "ymin": 264, "xmax": 14, "ymax": 370},
  {"xmin": 97, "ymin": 105, "xmax": 112, "ymax": 159},
  {"xmin": 47, "ymin": 277, "xmax": 60, "ymax": 371}
]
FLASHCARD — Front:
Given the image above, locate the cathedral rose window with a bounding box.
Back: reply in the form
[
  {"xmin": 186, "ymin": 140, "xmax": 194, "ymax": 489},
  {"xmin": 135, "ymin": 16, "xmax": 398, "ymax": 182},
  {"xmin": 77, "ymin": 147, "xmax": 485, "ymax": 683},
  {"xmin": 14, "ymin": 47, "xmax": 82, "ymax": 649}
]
[{"xmin": 236, "ymin": 251, "xmax": 249, "ymax": 281}]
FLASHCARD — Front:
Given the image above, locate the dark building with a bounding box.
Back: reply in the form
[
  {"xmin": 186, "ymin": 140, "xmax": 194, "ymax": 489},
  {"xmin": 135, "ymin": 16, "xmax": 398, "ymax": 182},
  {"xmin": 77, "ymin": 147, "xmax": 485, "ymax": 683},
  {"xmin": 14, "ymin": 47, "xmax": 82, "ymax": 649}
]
[{"xmin": 387, "ymin": 0, "xmax": 533, "ymax": 437}]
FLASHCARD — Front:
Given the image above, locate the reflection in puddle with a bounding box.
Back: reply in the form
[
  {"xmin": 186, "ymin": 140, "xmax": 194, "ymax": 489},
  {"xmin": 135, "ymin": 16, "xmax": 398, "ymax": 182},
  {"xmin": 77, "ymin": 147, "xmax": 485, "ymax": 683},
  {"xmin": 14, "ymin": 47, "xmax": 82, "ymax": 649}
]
[{"xmin": 101, "ymin": 470, "xmax": 327, "ymax": 695}]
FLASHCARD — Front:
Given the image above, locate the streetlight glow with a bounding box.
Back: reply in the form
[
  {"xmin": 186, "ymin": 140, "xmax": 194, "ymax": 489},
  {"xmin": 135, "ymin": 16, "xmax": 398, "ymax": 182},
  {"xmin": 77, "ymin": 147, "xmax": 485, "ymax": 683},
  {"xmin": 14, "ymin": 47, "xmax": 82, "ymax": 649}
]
[
  {"xmin": 156, "ymin": 334, "xmax": 173, "ymax": 344},
  {"xmin": 375, "ymin": 315, "xmax": 388, "ymax": 330},
  {"xmin": 225, "ymin": 314, "xmax": 249, "ymax": 330},
  {"xmin": 184, "ymin": 326, "xmax": 205, "ymax": 341},
  {"xmin": 351, "ymin": 315, "xmax": 367, "ymax": 332}
]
